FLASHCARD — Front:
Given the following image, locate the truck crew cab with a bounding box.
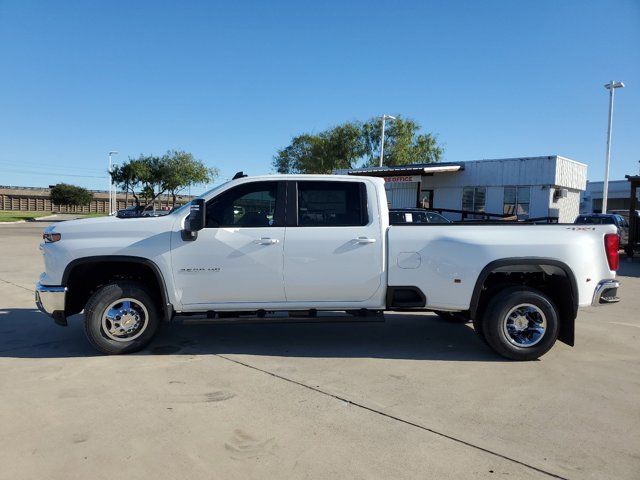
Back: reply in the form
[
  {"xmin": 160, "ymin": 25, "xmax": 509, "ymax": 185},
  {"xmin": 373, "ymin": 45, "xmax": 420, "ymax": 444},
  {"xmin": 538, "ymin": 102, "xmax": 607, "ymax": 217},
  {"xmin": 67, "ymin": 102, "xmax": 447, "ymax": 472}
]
[{"xmin": 36, "ymin": 175, "xmax": 620, "ymax": 360}]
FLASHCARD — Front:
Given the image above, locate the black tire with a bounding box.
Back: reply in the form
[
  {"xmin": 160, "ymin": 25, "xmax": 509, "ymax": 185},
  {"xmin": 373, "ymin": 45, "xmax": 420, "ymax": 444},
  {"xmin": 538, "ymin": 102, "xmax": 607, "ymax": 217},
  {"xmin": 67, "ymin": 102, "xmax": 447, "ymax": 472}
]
[
  {"xmin": 482, "ymin": 287, "xmax": 559, "ymax": 361},
  {"xmin": 472, "ymin": 316, "xmax": 487, "ymax": 344},
  {"xmin": 84, "ymin": 281, "xmax": 160, "ymax": 355},
  {"xmin": 433, "ymin": 310, "xmax": 469, "ymax": 323}
]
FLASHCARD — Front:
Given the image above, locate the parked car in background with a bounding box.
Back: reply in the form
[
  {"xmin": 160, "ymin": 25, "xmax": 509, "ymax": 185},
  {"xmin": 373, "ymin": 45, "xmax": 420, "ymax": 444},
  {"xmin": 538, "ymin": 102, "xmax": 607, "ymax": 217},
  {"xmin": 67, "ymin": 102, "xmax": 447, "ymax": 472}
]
[
  {"xmin": 116, "ymin": 205, "xmax": 145, "ymax": 218},
  {"xmin": 575, "ymin": 213, "xmax": 628, "ymax": 247},
  {"xmin": 389, "ymin": 208, "xmax": 451, "ymax": 225},
  {"xmin": 117, "ymin": 205, "xmax": 172, "ymax": 218},
  {"xmin": 610, "ymin": 209, "xmax": 640, "ymax": 228}
]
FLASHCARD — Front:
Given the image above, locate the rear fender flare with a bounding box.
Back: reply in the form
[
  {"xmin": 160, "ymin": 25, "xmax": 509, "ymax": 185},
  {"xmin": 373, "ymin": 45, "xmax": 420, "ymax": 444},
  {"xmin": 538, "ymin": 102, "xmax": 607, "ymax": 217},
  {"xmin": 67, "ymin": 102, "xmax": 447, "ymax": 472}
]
[{"xmin": 469, "ymin": 258, "xmax": 578, "ymax": 346}]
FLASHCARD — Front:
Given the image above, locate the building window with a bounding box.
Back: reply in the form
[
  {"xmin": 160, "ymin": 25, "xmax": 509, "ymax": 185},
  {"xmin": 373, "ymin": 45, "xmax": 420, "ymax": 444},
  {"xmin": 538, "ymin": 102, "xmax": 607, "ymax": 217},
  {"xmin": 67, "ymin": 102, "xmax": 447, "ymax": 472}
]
[
  {"xmin": 420, "ymin": 189, "xmax": 433, "ymax": 209},
  {"xmin": 503, "ymin": 186, "xmax": 530, "ymax": 219},
  {"xmin": 462, "ymin": 187, "xmax": 486, "ymax": 213}
]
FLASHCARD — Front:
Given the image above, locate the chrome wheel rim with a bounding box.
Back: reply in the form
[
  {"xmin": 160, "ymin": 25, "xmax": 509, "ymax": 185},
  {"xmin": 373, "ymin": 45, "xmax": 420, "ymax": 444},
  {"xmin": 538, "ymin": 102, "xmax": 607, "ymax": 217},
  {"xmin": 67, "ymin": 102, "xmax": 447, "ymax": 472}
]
[
  {"xmin": 502, "ymin": 303, "xmax": 546, "ymax": 347},
  {"xmin": 102, "ymin": 298, "xmax": 149, "ymax": 342}
]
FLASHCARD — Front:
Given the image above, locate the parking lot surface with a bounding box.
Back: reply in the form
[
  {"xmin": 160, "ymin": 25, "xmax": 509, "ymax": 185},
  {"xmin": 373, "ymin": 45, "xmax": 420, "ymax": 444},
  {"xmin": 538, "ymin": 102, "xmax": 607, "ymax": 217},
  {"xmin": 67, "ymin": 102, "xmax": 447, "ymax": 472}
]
[{"xmin": 1, "ymin": 219, "xmax": 639, "ymax": 479}]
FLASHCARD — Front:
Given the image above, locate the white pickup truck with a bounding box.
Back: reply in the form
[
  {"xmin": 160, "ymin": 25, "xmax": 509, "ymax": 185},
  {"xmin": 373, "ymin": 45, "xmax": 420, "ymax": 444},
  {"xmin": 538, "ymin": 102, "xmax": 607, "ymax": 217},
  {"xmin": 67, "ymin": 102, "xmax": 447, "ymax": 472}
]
[{"xmin": 36, "ymin": 174, "xmax": 621, "ymax": 360}]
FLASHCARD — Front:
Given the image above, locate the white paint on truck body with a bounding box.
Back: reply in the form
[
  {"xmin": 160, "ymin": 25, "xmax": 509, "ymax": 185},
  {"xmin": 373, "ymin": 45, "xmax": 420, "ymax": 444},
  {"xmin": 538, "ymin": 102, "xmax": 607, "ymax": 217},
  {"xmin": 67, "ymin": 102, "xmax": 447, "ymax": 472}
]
[
  {"xmin": 387, "ymin": 224, "xmax": 614, "ymax": 310},
  {"xmin": 40, "ymin": 174, "xmax": 615, "ymax": 314}
]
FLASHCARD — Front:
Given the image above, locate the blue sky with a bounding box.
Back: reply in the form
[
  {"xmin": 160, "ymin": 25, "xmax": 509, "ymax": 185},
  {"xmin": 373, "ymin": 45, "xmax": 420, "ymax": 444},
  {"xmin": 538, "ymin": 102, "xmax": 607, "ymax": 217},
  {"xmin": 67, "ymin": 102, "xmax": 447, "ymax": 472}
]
[{"xmin": 1, "ymin": 0, "xmax": 638, "ymax": 193}]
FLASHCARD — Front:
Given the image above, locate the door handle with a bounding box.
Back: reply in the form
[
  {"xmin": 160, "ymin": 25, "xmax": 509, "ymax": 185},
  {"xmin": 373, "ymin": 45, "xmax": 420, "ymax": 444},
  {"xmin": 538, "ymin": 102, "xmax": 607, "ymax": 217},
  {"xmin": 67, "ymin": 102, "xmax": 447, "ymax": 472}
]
[
  {"xmin": 253, "ymin": 238, "xmax": 280, "ymax": 245},
  {"xmin": 354, "ymin": 237, "xmax": 376, "ymax": 244}
]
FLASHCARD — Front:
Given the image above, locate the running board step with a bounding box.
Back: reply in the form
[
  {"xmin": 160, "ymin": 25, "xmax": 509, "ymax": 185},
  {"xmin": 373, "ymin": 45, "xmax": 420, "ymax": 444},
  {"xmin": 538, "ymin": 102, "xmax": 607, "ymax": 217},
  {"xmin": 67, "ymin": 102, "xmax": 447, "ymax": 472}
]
[{"xmin": 175, "ymin": 310, "xmax": 385, "ymax": 325}]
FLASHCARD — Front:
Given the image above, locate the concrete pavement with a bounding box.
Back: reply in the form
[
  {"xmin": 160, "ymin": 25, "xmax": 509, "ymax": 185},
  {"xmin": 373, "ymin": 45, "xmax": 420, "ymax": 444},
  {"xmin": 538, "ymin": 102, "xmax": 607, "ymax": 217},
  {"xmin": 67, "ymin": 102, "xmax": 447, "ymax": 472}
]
[{"xmin": 1, "ymin": 219, "xmax": 639, "ymax": 479}]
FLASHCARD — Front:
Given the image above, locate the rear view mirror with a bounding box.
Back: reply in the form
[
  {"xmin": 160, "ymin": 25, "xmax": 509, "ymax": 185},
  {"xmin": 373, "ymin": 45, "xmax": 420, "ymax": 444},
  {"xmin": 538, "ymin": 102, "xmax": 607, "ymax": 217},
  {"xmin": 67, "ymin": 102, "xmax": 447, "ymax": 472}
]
[{"xmin": 183, "ymin": 199, "xmax": 206, "ymax": 240}]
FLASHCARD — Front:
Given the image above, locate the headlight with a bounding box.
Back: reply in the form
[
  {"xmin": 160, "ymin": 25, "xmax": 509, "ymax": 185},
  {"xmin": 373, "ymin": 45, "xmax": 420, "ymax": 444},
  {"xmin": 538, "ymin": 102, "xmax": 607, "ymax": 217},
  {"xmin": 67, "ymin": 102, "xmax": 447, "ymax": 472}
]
[{"xmin": 43, "ymin": 232, "xmax": 61, "ymax": 243}]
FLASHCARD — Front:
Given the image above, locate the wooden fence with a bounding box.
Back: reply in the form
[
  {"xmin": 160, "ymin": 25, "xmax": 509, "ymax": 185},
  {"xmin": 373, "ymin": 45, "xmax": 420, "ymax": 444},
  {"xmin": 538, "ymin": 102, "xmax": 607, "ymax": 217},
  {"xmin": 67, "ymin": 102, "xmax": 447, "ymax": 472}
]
[{"xmin": 0, "ymin": 186, "xmax": 189, "ymax": 213}]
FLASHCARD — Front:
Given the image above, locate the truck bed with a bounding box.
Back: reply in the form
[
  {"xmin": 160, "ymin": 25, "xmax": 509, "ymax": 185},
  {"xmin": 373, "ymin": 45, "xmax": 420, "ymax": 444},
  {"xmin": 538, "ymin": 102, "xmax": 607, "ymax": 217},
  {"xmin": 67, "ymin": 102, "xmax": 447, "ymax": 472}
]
[{"xmin": 386, "ymin": 223, "xmax": 616, "ymax": 310}]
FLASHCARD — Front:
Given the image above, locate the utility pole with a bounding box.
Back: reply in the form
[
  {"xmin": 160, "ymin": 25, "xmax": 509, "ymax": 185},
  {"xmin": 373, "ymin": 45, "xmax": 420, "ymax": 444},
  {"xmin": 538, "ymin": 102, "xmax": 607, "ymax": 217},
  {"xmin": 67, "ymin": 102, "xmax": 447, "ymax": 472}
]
[
  {"xmin": 108, "ymin": 151, "xmax": 118, "ymax": 213},
  {"xmin": 379, "ymin": 114, "xmax": 396, "ymax": 167},
  {"xmin": 602, "ymin": 81, "xmax": 625, "ymax": 213}
]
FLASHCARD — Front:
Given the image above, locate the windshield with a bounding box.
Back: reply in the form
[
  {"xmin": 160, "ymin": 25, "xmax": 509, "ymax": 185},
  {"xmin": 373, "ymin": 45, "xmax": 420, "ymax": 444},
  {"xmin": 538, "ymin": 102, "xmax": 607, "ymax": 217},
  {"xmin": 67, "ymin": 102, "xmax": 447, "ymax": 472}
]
[
  {"xmin": 170, "ymin": 200, "xmax": 193, "ymax": 216},
  {"xmin": 169, "ymin": 181, "xmax": 231, "ymax": 216}
]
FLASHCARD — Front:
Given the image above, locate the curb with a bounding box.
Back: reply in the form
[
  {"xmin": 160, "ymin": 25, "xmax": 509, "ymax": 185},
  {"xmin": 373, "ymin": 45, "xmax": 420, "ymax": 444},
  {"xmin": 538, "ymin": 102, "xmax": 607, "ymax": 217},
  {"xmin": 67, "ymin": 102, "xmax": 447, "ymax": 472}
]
[{"xmin": 0, "ymin": 214, "xmax": 59, "ymax": 225}]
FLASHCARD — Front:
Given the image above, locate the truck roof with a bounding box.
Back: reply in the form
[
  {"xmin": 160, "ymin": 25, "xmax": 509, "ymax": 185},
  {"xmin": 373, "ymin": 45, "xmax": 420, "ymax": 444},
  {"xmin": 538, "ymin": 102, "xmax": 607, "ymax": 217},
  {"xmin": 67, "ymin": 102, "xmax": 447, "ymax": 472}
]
[{"xmin": 227, "ymin": 174, "xmax": 386, "ymax": 184}]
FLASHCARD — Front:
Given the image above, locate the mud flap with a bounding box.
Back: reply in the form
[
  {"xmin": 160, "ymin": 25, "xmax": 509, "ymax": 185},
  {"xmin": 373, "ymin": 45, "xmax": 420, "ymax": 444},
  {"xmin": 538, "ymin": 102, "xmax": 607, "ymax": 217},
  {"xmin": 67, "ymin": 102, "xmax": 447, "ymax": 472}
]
[{"xmin": 558, "ymin": 315, "xmax": 575, "ymax": 347}]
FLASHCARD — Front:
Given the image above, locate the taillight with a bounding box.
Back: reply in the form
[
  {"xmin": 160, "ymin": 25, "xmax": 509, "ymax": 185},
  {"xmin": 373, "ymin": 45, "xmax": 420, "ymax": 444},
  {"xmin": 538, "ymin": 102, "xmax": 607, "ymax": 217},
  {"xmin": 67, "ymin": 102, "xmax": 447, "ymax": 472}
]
[{"xmin": 604, "ymin": 233, "xmax": 619, "ymax": 271}]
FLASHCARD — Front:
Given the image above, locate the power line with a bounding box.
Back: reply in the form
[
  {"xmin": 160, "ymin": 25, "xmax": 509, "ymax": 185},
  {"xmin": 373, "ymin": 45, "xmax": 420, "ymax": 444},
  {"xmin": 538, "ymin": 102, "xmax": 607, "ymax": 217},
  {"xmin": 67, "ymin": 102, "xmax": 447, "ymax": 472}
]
[
  {"xmin": 0, "ymin": 160, "xmax": 106, "ymax": 174},
  {"xmin": 0, "ymin": 164, "xmax": 106, "ymax": 175},
  {"xmin": 1, "ymin": 168, "xmax": 106, "ymax": 179}
]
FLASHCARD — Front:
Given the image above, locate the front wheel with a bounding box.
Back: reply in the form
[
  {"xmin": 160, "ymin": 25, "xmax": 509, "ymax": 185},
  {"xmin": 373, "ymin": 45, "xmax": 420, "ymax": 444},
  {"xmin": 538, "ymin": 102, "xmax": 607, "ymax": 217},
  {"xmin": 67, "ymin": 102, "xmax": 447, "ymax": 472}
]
[
  {"xmin": 84, "ymin": 281, "xmax": 160, "ymax": 354},
  {"xmin": 482, "ymin": 287, "xmax": 559, "ymax": 361}
]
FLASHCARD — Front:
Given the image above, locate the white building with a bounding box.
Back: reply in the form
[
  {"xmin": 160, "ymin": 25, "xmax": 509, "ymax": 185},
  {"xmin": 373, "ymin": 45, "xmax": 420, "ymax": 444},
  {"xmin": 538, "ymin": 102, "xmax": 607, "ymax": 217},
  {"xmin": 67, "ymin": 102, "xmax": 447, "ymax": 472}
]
[
  {"xmin": 337, "ymin": 155, "xmax": 587, "ymax": 223},
  {"xmin": 580, "ymin": 179, "xmax": 639, "ymax": 214}
]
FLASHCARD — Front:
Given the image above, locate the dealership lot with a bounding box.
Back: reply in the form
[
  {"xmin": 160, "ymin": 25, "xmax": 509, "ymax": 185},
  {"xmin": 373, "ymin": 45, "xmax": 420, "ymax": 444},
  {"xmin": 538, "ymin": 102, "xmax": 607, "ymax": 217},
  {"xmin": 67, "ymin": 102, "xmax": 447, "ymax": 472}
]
[{"xmin": 1, "ymin": 219, "xmax": 639, "ymax": 480}]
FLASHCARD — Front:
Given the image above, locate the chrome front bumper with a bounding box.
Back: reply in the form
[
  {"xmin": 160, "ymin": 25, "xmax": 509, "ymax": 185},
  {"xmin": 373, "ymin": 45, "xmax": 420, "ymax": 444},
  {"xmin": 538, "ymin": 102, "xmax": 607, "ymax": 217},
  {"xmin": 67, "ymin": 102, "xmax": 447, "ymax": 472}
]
[
  {"xmin": 591, "ymin": 279, "xmax": 620, "ymax": 306},
  {"xmin": 35, "ymin": 281, "xmax": 67, "ymax": 325}
]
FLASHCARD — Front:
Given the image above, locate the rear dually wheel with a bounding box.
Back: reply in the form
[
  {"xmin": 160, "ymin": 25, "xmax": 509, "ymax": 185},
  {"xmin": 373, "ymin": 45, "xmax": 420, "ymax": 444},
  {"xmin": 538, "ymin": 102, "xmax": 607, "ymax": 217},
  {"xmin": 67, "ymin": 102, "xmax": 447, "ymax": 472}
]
[{"xmin": 482, "ymin": 287, "xmax": 559, "ymax": 361}]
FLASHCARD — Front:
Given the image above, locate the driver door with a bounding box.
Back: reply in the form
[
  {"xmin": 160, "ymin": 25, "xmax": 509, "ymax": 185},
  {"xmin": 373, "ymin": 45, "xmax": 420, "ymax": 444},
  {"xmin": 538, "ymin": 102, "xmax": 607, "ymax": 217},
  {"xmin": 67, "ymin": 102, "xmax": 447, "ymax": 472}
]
[{"xmin": 171, "ymin": 181, "xmax": 286, "ymax": 307}]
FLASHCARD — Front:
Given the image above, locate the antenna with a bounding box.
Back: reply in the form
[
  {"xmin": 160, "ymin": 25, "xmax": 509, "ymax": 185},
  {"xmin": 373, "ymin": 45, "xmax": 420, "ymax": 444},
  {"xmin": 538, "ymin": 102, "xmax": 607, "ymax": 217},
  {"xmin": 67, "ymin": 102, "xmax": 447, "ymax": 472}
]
[{"xmin": 232, "ymin": 171, "xmax": 247, "ymax": 180}]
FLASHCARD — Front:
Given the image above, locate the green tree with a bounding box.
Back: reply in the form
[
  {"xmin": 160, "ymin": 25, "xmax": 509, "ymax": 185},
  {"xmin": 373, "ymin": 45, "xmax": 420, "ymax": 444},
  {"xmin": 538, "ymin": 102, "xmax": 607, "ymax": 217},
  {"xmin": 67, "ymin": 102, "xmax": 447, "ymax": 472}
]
[
  {"xmin": 50, "ymin": 183, "xmax": 93, "ymax": 207},
  {"xmin": 111, "ymin": 151, "xmax": 217, "ymax": 209},
  {"xmin": 273, "ymin": 134, "xmax": 319, "ymax": 174},
  {"xmin": 361, "ymin": 115, "xmax": 443, "ymax": 166},
  {"xmin": 139, "ymin": 155, "xmax": 165, "ymax": 208},
  {"xmin": 161, "ymin": 150, "xmax": 219, "ymax": 206},
  {"xmin": 273, "ymin": 121, "xmax": 367, "ymax": 174},
  {"xmin": 111, "ymin": 158, "xmax": 149, "ymax": 206},
  {"xmin": 273, "ymin": 115, "xmax": 443, "ymax": 174}
]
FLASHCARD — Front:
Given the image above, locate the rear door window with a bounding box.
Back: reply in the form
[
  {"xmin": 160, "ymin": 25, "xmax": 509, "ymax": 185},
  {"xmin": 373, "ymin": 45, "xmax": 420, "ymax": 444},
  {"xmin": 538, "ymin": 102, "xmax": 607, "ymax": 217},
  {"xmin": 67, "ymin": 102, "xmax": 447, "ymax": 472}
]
[{"xmin": 297, "ymin": 181, "xmax": 368, "ymax": 226}]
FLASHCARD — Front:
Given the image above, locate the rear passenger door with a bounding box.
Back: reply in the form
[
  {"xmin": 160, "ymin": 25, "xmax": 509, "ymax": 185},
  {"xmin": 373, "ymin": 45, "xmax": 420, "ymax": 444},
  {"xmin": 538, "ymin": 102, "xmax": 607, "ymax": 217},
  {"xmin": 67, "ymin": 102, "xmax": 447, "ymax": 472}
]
[{"xmin": 283, "ymin": 180, "xmax": 384, "ymax": 303}]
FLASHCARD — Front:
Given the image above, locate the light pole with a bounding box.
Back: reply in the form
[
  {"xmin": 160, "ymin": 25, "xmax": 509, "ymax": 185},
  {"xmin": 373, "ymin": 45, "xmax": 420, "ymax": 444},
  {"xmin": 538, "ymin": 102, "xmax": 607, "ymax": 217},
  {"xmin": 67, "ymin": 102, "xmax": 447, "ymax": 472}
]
[
  {"xmin": 108, "ymin": 151, "xmax": 118, "ymax": 213},
  {"xmin": 602, "ymin": 81, "xmax": 625, "ymax": 213},
  {"xmin": 379, "ymin": 114, "xmax": 396, "ymax": 167}
]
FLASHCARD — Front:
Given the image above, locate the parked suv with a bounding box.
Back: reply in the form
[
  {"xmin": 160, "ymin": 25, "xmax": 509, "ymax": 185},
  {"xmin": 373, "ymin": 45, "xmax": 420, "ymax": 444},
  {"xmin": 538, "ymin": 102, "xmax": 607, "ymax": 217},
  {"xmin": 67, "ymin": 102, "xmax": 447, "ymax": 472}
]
[{"xmin": 575, "ymin": 214, "xmax": 628, "ymax": 247}]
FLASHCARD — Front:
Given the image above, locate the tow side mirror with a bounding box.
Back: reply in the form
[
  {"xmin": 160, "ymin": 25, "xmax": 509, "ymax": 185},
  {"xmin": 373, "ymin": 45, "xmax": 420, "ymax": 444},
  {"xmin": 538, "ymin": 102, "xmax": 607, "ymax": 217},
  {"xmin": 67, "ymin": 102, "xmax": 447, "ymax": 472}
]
[{"xmin": 183, "ymin": 199, "xmax": 206, "ymax": 241}]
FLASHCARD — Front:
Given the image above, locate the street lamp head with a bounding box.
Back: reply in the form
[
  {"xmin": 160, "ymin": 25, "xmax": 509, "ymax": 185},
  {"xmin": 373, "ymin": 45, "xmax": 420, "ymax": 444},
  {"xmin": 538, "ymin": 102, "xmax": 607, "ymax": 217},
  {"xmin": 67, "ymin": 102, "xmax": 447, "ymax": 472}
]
[
  {"xmin": 604, "ymin": 81, "xmax": 625, "ymax": 90},
  {"xmin": 109, "ymin": 151, "xmax": 119, "ymax": 155},
  {"xmin": 383, "ymin": 114, "xmax": 396, "ymax": 120}
]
